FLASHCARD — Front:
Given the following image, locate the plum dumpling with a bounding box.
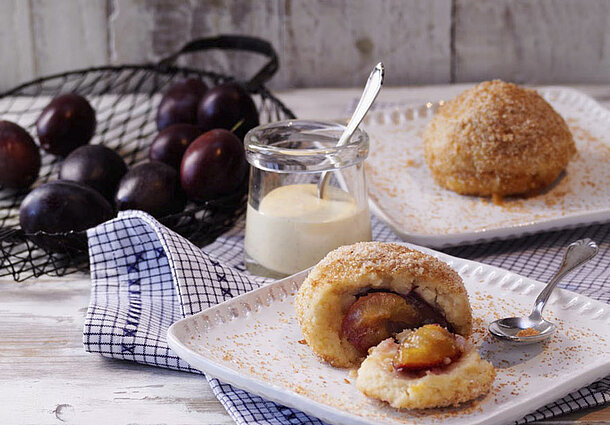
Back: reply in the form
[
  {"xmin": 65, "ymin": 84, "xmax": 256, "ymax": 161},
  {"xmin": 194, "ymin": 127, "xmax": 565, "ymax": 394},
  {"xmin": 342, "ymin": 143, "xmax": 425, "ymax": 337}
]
[{"xmin": 295, "ymin": 242, "xmax": 495, "ymax": 409}]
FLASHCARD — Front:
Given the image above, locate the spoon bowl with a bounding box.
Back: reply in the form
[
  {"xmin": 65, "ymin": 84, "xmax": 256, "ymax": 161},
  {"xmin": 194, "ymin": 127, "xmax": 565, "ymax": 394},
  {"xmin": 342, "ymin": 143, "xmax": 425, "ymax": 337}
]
[
  {"xmin": 489, "ymin": 238, "xmax": 598, "ymax": 345},
  {"xmin": 489, "ymin": 317, "xmax": 555, "ymax": 345}
]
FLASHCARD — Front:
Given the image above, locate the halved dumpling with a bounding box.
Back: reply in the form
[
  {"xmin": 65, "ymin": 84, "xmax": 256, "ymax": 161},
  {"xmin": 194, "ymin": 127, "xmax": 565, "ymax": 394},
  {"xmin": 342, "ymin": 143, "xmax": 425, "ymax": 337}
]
[
  {"xmin": 295, "ymin": 242, "xmax": 473, "ymax": 368},
  {"xmin": 356, "ymin": 326, "xmax": 495, "ymax": 409}
]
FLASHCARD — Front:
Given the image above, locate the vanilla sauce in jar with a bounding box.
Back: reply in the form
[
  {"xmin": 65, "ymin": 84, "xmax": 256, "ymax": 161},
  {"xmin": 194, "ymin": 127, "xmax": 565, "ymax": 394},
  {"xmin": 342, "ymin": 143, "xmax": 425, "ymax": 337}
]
[{"xmin": 244, "ymin": 121, "xmax": 371, "ymax": 278}]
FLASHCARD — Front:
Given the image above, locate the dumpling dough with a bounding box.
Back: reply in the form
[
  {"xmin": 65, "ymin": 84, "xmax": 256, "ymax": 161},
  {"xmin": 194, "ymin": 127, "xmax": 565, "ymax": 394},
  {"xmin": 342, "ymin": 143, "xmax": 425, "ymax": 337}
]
[
  {"xmin": 356, "ymin": 335, "xmax": 495, "ymax": 409},
  {"xmin": 295, "ymin": 242, "xmax": 472, "ymax": 368},
  {"xmin": 423, "ymin": 80, "xmax": 576, "ymax": 197}
]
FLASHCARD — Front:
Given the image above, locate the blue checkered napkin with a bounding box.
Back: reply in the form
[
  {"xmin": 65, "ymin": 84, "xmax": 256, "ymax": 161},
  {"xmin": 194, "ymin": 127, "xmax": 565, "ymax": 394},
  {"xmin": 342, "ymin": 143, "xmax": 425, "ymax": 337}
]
[{"xmin": 84, "ymin": 210, "xmax": 609, "ymax": 425}]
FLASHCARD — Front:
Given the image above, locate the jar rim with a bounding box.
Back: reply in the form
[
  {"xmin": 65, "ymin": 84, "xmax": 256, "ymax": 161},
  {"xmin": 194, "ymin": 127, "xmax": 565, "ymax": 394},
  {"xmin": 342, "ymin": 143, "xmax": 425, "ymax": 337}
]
[{"xmin": 244, "ymin": 119, "xmax": 369, "ymax": 158}]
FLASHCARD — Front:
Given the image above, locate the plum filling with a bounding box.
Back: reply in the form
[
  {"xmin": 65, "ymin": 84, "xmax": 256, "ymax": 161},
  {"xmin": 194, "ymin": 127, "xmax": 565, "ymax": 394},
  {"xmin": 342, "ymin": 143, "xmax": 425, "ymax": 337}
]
[
  {"xmin": 392, "ymin": 324, "xmax": 462, "ymax": 375},
  {"xmin": 340, "ymin": 290, "xmax": 453, "ymax": 355},
  {"xmin": 341, "ymin": 292, "xmax": 419, "ymax": 354}
]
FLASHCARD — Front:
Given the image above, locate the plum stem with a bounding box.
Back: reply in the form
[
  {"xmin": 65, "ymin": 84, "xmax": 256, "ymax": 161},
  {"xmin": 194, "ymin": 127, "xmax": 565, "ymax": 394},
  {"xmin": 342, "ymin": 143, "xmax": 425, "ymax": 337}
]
[{"xmin": 230, "ymin": 118, "xmax": 246, "ymax": 134}]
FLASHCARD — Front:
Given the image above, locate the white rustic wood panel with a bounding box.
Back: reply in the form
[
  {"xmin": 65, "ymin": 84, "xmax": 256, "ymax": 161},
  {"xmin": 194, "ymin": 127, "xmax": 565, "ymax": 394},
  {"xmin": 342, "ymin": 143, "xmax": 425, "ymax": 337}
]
[
  {"xmin": 0, "ymin": 279, "xmax": 234, "ymax": 425},
  {"xmin": 110, "ymin": 0, "xmax": 451, "ymax": 88},
  {"xmin": 110, "ymin": 0, "xmax": 283, "ymax": 86},
  {"xmin": 2, "ymin": 1, "xmax": 610, "ymax": 92},
  {"xmin": 31, "ymin": 0, "xmax": 109, "ymax": 77},
  {"xmin": 282, "ymin": 0, "xmax": 452, "ymax": 87},
  {"xmin": 186, "ymin": 0, "xmax": 283, "ymax": 85},
  {"xmin": 454, "ymin": 0, "xmax": 610, "ymax": 84},
  {"xmin": 110, "ymin": 0, "xmax": 184, "ymax": 64},
  {"xmin": 0, "ymin": 0, "xmax": 35, "ymax": 91}
]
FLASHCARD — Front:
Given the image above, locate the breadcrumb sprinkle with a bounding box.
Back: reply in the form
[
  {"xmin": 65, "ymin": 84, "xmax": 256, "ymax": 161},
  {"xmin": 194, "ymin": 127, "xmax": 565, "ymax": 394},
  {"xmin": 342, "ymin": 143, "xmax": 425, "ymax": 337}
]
[{"xmin": 423, "ymin": 80, "xmax": 576, "ymax": 197}]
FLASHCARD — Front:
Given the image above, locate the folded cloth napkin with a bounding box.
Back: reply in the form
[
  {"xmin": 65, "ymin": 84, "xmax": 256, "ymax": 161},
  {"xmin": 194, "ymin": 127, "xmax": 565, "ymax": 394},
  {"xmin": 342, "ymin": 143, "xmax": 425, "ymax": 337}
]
[{"xmin": 84, "ymin": 210, "xmax": 609, "ymax": 425}]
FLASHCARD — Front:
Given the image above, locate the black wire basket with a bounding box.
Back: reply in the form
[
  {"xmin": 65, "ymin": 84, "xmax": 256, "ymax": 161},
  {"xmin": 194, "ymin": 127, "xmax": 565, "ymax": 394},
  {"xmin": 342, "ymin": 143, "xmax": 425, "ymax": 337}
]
[{"xmin": 0, "ymin": 35, "xmax": 295, "ymax": 281}]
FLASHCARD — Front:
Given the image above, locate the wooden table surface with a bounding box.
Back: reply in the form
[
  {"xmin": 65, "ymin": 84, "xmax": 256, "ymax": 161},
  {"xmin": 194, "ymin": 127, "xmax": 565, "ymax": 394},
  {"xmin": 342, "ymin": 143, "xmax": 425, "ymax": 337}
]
[{"xmin": 2, "ymin": 84, "xmax": 609, "ymax": 425}]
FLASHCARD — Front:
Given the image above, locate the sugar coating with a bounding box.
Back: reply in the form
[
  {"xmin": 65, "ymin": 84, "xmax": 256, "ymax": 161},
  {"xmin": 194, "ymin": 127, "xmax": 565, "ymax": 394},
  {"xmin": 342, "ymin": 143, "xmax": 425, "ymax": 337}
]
[
  {"xmin": 295, "ymin": 242, "xmax": 473, "ymax": 368},
  {"xmin": 423, "ymin": 80, "xmax": 576, "ymax": 197}
]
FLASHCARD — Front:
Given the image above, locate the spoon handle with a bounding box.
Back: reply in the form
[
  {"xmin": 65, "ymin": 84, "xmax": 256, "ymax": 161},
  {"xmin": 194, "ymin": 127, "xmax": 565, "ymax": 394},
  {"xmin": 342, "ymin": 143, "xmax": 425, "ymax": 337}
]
[
  {"xmin": 337, "ymin": 62, "xmax": 385, "ymax": 147},
  {"xmin": 531, "ymin": 238, "xmax": 598, "ymax": 319},
  {"xmin": 317, "ymin": 63, "xmax": 384, "ymax": 198}
]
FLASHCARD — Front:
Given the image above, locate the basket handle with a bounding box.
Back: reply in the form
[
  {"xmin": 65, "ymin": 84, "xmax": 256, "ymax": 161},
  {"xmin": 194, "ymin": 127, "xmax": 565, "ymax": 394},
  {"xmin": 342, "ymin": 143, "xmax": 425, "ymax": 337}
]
[{"xmin": 157, "ymin": 35, "xmax": 279, "ymax": 90}]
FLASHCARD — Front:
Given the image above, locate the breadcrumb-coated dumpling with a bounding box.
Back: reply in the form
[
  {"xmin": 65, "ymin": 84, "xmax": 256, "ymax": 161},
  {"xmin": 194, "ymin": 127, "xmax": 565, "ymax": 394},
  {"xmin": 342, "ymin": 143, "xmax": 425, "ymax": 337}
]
[
  {"xmin": 423, "ymin": 80, "xmax": 576, "ymax": 197},
  {"xmin": 295, "ymin": 242, "xmax": 472, "ymax": 368}
]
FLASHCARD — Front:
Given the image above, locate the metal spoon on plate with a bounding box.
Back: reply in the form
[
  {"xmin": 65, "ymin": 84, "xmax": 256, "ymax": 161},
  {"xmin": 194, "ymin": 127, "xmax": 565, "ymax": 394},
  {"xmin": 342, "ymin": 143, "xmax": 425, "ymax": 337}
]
[
  {"xmin": 489, "ymin": 238, "xmax": 598, "ymax": 345},
  {"xmin": 317, "ymin": 62, "xmax": 384, "ymax": 199}
]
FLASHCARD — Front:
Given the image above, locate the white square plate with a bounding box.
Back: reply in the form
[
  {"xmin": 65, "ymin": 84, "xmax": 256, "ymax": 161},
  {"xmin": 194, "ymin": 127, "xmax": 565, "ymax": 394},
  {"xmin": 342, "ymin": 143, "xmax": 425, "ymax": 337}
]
[
  {"xmin": 167, "ymin": 245, "xmax": 610, "ymax": 425},
  {"xmin": 363, "ymin": 87, "xmax": 610, "ymax": 248}
]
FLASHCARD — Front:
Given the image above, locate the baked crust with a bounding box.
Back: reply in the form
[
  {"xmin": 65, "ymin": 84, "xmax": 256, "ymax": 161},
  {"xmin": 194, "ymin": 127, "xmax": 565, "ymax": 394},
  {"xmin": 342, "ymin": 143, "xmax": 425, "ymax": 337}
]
[
  {"xmin": 356, "ymin": 337, "xmax": 495, "ymax": 409},
  {"xmin": 423, "ymin": 80, "xmax": 576, "ymax": 197},
  {"xmin": 295, "ymin": 242, "xmax": 472, "ymax": 368}
]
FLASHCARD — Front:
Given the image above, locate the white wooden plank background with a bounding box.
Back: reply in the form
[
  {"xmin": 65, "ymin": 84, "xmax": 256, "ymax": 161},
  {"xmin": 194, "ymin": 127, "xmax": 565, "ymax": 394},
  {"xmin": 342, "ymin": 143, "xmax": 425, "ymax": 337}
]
[
  {"xmin": 0, "ymin": 0, "xmax": 35, "ymax": 89},
  {"xmin": 2, "ymin": 0, "xmax": 610, "ymax": 91},
  {"xmin": 453, "ymin": 0, "xmax": 610, "ymax": 84},
  {"xmin": 1, "ymin": 280, "xmax": 233, "ymax": 425},
  {"xmin": 1, "ymin": 84, "xmax": 609, "ymax": 425},
  {"xmin": 30, "ymin": 0, "xmax": 109, "ymax": 77},
  {"xmin": 280, "ymin": 0, "xmax": 451, "ymax": 88}
]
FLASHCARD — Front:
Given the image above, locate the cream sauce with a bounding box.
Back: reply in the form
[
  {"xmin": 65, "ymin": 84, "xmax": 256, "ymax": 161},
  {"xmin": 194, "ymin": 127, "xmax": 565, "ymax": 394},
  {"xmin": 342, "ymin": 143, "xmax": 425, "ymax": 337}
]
[{"xmin": 245, "ymin": 184, "xmax": 371, "ymax": 276}]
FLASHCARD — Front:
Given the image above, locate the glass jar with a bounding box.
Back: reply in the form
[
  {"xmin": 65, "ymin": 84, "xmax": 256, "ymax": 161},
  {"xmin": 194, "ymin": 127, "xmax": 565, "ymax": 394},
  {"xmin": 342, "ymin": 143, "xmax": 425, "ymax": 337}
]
[{"xmin": 244, "ymin": 120, "xmax": 371, "ymax": 278}]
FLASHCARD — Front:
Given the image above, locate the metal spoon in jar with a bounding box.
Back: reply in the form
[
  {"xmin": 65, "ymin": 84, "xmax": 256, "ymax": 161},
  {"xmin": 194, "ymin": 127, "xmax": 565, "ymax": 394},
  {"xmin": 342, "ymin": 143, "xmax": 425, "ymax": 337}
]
[
  {"xmin": 317, "ymin": 62, "xmax": 384, "ymax": 199},
  {"xmin": 489, "ymin": 238, "xmax": 598, "ymax": 345}
]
